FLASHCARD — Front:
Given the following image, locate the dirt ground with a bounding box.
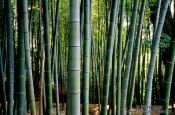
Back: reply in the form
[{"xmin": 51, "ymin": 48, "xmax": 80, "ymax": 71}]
[{"xmin": 32, "ymin": 103, "xmax": 175, "ymax": 115}]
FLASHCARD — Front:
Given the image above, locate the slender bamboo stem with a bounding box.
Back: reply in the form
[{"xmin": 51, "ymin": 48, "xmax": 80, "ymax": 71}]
[
  {"xmin": 43, "ymin": 0, "xmax": 53, "ymax": 114},
  {"xmin": 101, "ymin": 0, "xmax": 119, "ymax": 114},
  {"xmin": 22, "ymin": 0, "xmax": 36, "ymax": 114},
  {"xmin": 116, "ymin": 0, "xmax": 124, "ymax": 114},
  {"xmin": 6, "ymin": 0, "xmax": 14, "ymax": 114},
  {"xmin": 120, "ymin": 0, "xmax": 139, "ymax": 114},
  {"xmin": 127, "ymin": 0, "xmax": 147, "ymax": 114}
]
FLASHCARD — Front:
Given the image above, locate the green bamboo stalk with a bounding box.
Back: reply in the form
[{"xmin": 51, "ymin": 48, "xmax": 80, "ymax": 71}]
[
  {"xmin": 54, "ymin": 55, "xmax": 60, "ymax": 115},
  {"xmin": 101, "ymin": 0, "xmax": 119, "ymax": 114},
  {"xmin": 51, "ymin": 0, "xmax": 55, "ymax": 37},
  {"xmin": 111, "ymin": 39, "xmax": 117, "ymax": 115},
  {"xmin": 82, "ymin": 0, "xmax": 91, "ymax": 114},
  {"xmin": 120, "ymin": 0, "xmax": 139, "ymax": 114},
  {"xmin": 22, "ymin": 0, "xmax": 36, "ymax": 114},
  {"xmin": 162, "ymin": 9, "xmax": 175, "ymax": 115},
  {"xmin": 141, "ymin": 44, "xmax": 146, "ymax": 104},
  {"xmin": 67, "ymin": 0, "xmax": 81, "ymax": 114},
  {"xmin": 6, "ymin": 0, "xmax": 14, "ymax": 114},
  {"xmin": 154, "ymin": 0, "xmax": 161, "ymax": 36},
  {"xmin": 17, "ymin": 0, "xmax": 26, "ymax": 114},
  {"xmin": 143, "ymin": 1, "xmax": 171, "ymax": 115},
  {"xmin": 51, "ymin": 0, "xmax": 60, "ymax": 115},
  {"xmin": 116, "ymin": 0, "xmax": 124, "ymax": 114},
  {"xmin": 0, "ymin": 47, "xmax": 7, "ymax": 115},
  {"xmin": 39, "ymin": 46, "xmax": 45, "ymax": 115},
  {"xmin": 80, "ymin": 0, "xmax": 84, "ymax": 43},
  {"xmin": 127, "ymin": 0, "xmax": 147, "ymax": 114},
  {"xmin": 0, "ymin": 9, "xmax": 6, "ymax": 93},
  {"xmin": 91, "ymin": 29, "xmax": 101, "ymax": 111},
  {"xmin": 152, "ymin": 0, "xmax": 161, "ymax": 46},
  {"xmin": 38, "ymin": 0, "xmax": 45, "ymax": 114},
  {"xmin": 43, "ymin": 0, "xmax": 53, "ymax": 114},
  {"xmin": 51, "ymin": 0, "xmax": 59, "ymax": 76}
]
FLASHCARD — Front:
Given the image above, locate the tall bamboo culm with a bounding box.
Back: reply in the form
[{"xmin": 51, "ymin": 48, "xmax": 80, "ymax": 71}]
[
  {"xmin": 143, "ymin": 0, "xmax": 171, "ymax": 115},
  {"xmin": 162, "ymin": 4, "xmax": 175, "ymax": 115},
  {"xmin": 43, "ymin": 0, "xmax": 53, "ymax": 114},
  {"xmin": 82, "ymin": 0, "xmax": 92, "ymax": 114},
  {"xmin": 101, "ymin": 0, "xmax": 119, "ymax": 114},
  {"xmin": 6, "ymin": 0, "xmax": 14, "ymax": 114},
  {"xmin": 22, "ymin": 0, "xmax": 36, "ymax": 114},
  {"xmin": 127, "ymin": 0, "xmax": 147, "ymax": 114},
  {"xmin": 17, "ymin": 0, "xmax": 26, "ymax": 114},
  {"xmin": 116, "ymin": 0, "xmax": 124, "ymax": 114},
  {"xmin": 120, "ymin": 0, "xmax": 139, "ymax": 114},
  {"xmin": 67, "ymin": 0, "xmax": 81, "ymax": 114}
]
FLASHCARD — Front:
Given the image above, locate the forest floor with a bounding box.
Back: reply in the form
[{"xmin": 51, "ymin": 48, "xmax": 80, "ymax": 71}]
[{"xmin": 31, "ymin": 102, "xmax": 175, "ymax": 115}]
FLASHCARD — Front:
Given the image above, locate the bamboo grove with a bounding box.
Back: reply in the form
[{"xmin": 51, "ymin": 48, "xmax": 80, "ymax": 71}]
[{"xmin": 0, "ymin": 0, "xmax": 175, "ymax": 115}]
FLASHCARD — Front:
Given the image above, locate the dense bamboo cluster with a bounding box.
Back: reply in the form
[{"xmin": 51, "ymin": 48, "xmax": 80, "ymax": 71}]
[{"xmin": 0, "ymin": 0, "xmax": 175, "ymax": 115}]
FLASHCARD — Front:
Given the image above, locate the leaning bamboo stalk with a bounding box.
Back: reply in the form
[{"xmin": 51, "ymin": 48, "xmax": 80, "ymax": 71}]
[
  {"xmin": 120, "ymin": 0, "xmax": 139, "ymax": 114},
  {"xmin": 101, "ymin": 0, "xmax": 119, "ymax": 114},
  {"xmin": 127, "ymin": 0, "xmax": 147, "ymax": 114},
  {"xmin": 143, "ymin": 1, "xmax": 171, "ymax": 115}
]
